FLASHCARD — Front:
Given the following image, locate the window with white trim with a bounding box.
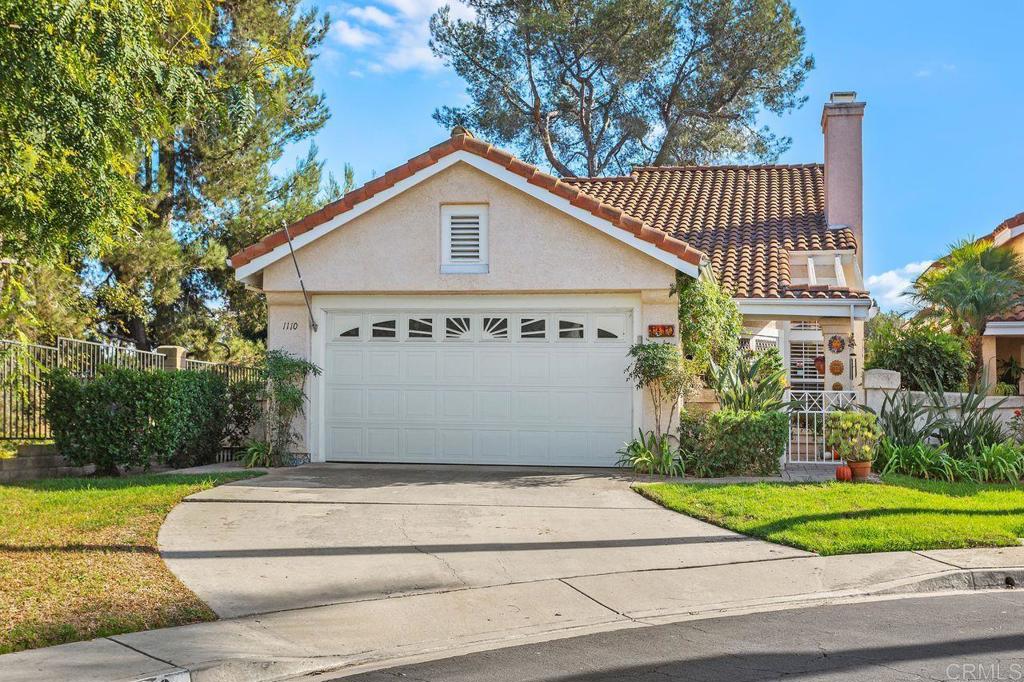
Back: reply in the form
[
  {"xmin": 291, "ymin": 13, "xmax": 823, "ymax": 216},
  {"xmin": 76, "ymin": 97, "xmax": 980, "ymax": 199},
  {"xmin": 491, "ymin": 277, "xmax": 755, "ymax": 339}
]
[{"xmin": 441, "ymin": 205, "xmax": 488, "ymax": 273}]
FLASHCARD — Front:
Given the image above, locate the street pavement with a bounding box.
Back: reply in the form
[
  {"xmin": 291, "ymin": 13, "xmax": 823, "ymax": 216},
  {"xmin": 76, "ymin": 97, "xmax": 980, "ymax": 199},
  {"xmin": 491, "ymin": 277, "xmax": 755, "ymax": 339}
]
[{"xmin": 341, "ymin": 591, "xmax": 1024, "ymax": 681}]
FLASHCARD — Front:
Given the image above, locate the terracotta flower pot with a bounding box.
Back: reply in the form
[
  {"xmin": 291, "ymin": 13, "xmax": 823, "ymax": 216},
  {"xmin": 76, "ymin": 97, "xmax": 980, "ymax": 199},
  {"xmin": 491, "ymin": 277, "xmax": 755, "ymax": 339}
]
[{"xmin": 847, "ymin": 460, "xmax": 871, "ymax": 482}]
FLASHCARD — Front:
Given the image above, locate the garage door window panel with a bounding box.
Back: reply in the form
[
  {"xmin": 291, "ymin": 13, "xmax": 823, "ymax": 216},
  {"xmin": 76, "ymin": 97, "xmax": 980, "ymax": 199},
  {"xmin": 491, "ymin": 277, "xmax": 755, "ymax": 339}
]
[
  {"xmin": 445, "ymin": 316, "xmax": 473, "ymax": 340},
  {"xmin": 482, "ymin": 316, "xmax": 509, "ymax": 341},
  {"xmin": 558, "ymin": 317, "xmax": 586, "ymax": 340},
  {"xmin": 519, "ymin": 317, "xmax": 547, "ymax": 341},
  {"xmin": 370, "ymin": 316, "xmax": 398, "ymax": 340},
  {"xmin": 407, "ymin": 317, "xmax": 434, "ymax": 340}
]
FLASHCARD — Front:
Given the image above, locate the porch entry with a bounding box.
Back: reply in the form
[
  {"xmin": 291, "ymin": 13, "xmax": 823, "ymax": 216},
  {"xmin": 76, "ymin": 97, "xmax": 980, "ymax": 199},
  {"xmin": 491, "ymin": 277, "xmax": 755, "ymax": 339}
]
[{"xmin": 786, "ymin": 389, "xmax": 857, "ymax": 463}]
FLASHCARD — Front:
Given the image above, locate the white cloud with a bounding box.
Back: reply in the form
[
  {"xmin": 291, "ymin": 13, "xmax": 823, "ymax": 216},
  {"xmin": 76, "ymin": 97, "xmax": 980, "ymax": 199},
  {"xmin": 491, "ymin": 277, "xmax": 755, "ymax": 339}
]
[
  {"xmin": 866, "ymin": 260, "xmax": 933, "ymax": 311},
  {"xmin": 346, "ymin": 6, "xmax": 395, "ymax": 28},
  {"xmin": 329, "ymin": 2, "xmax": 473, "ymax": 74},
  {"xmin": 331, "ymin": 20, "xmax": 380, "ymax": 49},
  {"xmin": 914, "ymin": 68, "xmax": 932, "ymax": 78}
]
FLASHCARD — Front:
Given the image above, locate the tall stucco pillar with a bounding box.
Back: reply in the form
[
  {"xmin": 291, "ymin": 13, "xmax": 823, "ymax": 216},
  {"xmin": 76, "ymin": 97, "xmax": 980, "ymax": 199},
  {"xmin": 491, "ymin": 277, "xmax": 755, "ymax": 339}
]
[
  {"xmin": 981, "ymin": 335, "xmax": 998, "ymax": 391},
  {"xmin": 820, "ymin": 321, "xmax": 853, "ymax": 391}
]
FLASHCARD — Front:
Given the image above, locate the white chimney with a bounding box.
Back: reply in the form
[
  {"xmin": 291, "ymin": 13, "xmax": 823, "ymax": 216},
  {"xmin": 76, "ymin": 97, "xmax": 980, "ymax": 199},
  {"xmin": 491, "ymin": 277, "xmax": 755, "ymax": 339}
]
[{"xmin": 821, "ymin": 91, "xmax": 866, "ymax": 268}]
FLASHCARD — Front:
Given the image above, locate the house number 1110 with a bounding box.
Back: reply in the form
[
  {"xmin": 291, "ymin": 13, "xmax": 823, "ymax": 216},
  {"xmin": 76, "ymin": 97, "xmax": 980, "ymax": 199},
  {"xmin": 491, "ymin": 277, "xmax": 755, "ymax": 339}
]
[{"xmin": 282, "ymin": 321, "xmax": 299, "ymax": 331}]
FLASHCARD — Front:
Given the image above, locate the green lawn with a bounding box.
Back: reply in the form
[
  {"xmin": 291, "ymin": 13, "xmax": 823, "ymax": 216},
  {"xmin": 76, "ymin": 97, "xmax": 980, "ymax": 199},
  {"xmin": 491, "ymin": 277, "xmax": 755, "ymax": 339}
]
[
  {"xmin": 636, "ymin": 475, "xmax": 1024, "ymax": 555},
  {"xmin": 0, "ymin": 472, "xmax": 261, "ymax": 654}
]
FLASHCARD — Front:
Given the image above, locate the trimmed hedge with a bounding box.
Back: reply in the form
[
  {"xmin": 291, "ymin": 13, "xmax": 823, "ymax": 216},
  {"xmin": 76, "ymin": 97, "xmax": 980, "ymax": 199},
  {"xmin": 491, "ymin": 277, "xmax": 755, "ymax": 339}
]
[
  {"xmin": 47, "ymin": 368, "xmax": 229, "ymax": 474},
  {"xmin": 681, "ymin": 409, "xmax": 788, "ymax": 477}
]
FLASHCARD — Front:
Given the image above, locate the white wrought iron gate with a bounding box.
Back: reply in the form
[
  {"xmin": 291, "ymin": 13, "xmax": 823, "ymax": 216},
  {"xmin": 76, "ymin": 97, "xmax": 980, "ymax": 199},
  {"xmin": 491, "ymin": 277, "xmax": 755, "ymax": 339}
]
[{"xmin": 786, "ymin": 390, "xmax": 857, "ymax": 463}]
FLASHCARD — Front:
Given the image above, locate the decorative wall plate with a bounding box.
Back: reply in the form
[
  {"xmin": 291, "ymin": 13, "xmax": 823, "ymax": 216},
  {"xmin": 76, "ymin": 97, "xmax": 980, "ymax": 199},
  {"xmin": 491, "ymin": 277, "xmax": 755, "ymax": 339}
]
[
  {"xmin": 829, "ymin": 359, "xmax": 845, "ymax": 376},
  {"xmin": 827, "ymin": 335, "xmax": 846, "ymax": 354},
  {"xmin": 832, "ymin": 382, "xmax": 844, "ymax": 391}
]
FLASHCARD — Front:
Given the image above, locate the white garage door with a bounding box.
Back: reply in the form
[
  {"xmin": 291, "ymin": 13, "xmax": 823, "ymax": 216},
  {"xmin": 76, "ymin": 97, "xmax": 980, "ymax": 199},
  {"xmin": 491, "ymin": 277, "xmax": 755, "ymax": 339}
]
[{"xmin": 322, "ymin": 309, "xmax": 634, "ymax": 466}]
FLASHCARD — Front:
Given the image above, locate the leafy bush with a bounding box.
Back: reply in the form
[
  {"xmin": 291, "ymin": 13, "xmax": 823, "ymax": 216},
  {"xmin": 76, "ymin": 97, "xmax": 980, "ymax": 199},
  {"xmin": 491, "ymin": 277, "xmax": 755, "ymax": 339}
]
[
  {"xmin": 47, "ymin": 369, "xmax": 164, "ymax": 475},
  {"xmin": 864, "ymin": 316, "xmax": 970, "ymax": 391},
  {"xmin": 675, "ymin": 274, "xmax": 743, "ymax": 377},
  {"xmin": 994, "ymin": 382, "xmax": 1018, "ymax": 397},
  {"xmin": 47, "ymin": 368, "xmax": 229, "ymax": 474},
  {"xmin": 617, "ymin": 430, "xmax": 684, "ymax": 477},
  {"xmin": 158, "ymin": 371, "xmax": 229, "ymax": 468},
  {"xmin": 826, "ymin": 411, "xmax": 882, "ymax": 463},
  {"xmin": 709, "ymin": 353, "xmax": 787, "ymax": 411},
  {"xmin": 700, "ymin": 409, "xmax": 788, "ymax": 476}
]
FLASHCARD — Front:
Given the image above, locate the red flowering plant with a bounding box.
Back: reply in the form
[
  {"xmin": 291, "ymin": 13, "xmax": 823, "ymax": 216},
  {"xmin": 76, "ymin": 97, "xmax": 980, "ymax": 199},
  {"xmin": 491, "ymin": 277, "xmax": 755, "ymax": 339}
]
[{"xmin": 1010, "ymin": 409, "xmax": 1024, "ymax": 444}]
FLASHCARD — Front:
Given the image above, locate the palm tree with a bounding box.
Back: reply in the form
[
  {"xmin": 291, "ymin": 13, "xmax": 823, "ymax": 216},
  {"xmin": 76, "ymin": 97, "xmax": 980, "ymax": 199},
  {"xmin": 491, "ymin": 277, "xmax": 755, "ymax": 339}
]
[{"xmin": 912, "ymin": 238, "xmax": 1024, "ymax": 382}]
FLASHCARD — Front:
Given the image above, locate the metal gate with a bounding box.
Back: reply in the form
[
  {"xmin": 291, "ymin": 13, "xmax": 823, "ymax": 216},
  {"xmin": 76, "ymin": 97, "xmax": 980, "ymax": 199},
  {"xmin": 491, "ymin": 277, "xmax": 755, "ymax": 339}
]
[{"xmin": 786, "ymin": 390, "xmax": 857, "ymax": 463}]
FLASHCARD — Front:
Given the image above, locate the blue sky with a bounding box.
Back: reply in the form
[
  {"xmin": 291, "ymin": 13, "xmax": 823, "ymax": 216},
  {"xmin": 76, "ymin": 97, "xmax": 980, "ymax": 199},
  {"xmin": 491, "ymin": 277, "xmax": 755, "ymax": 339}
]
[{"xmin": 287, "ymin": 0, "xmax": 1024, "ymax": 310}]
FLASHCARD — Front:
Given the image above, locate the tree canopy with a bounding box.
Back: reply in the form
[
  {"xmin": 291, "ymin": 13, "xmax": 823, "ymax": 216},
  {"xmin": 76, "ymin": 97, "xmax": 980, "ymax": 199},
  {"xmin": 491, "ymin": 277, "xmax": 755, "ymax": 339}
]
[
  {"xmin": 0, "ymin": 0, "xmax": 348, "ymax": 356},
  {"xmin": 912, "ymin": 238, "xmax": 1024, "ymax": 382},
  {"xmin": 429, "ymin": 0, "xmax": 813, "ymax": 177}
]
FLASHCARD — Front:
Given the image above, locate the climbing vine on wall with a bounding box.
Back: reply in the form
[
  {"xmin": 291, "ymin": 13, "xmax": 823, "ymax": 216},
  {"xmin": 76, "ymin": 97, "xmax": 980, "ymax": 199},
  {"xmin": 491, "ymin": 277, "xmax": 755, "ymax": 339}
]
[{"xmin": 675, "ymin": 272, "xmax": 743, "ymax": 378}]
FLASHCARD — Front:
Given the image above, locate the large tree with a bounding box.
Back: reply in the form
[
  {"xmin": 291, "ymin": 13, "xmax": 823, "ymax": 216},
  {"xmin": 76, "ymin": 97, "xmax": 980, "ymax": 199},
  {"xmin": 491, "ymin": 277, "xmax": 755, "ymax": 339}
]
[
  {"xmin": 429, "ymin": 0, "xmax": 812, "ymax": 177},
  {"xmin": 912, "ymin": 239, "xmax": 1024, "ymax": 383},
  {"xmin": 92, "ymin": 0, "xmax": 338, "ymax": 353},
  {"xmin": 0, "ymin": 0, "xmax": 204, "ymax": 339}
]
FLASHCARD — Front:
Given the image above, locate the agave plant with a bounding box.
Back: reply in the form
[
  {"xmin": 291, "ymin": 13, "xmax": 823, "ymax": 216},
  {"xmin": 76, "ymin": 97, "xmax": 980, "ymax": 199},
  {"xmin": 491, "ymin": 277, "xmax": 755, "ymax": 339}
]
[
  {"xmin": 869, "ymin": 388, "xmax": 939, "ymax": 447},
  {"xmin": 708, "ymin": 353, "xmax": 787, "ymax": 412},
  {"xmin": 921, "ymin": 376, "xmax": 1007, "ymax": 459},
  {"xmin": 617, "ymin": 430, "xmax": 684, "ymax": 477}
]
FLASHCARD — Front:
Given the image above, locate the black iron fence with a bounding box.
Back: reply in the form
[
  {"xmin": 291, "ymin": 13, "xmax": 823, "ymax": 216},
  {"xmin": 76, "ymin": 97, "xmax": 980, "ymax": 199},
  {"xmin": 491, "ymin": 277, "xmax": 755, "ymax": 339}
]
[{"xmin": 1, "ymin": 338, "xmax": 260, "ymax": 442}]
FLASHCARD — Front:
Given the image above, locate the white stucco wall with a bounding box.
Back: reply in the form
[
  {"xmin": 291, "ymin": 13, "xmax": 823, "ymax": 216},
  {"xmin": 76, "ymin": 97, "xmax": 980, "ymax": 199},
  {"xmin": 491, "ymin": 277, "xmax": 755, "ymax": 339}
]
[
  {"xmin": 256, "ymin": 161, "xmax": 684, "ymax": 459},
  {"xmin": 262, "ymin": 161, "xmax": 677, "ymax": 294}
]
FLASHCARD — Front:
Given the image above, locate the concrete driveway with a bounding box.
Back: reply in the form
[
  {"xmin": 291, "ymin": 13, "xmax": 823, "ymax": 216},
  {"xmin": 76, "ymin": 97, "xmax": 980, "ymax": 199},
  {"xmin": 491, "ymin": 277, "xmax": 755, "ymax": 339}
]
[{"xmin": 159, "ymin": 464, "xmax": 809, "ymax": 618}]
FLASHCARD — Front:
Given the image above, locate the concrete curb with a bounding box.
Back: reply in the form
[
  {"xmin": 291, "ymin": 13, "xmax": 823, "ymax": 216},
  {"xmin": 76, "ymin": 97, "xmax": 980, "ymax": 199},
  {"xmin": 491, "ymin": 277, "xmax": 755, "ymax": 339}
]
[{"xmin": 121, "ymin": 564, "xmax": 1024, "ymax": 682}]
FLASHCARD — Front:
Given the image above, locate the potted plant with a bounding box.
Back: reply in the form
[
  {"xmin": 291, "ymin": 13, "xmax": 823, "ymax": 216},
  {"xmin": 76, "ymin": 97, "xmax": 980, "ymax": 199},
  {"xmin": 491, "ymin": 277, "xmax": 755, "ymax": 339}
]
[{"xmin": 826, "ymin": 411, "xmax": 883, "ymax": 482}]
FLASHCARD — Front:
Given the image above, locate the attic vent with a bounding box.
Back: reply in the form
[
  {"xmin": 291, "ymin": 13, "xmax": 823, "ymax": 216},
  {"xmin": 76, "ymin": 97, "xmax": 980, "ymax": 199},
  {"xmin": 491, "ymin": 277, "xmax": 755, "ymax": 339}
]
[{"xmin": 442, "ymin": 205, "xmax": 488, "ymax": 273}]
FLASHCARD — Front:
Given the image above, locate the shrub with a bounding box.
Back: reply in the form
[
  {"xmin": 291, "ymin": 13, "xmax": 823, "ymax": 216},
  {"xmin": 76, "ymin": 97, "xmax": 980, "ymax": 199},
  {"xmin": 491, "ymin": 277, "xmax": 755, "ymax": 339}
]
[
  {"xmin": 616, "ymin": 430, "xmax": 684, "ymax": 477},
  {"xmin": 46, "ymin": 368, "xmax": 229, "ymax": 474},
  {"xmin": 864, "ymin": 317, "xmax": 970, "ymax": 391},
  {"xmin": 709, "ymin": 353, "xmax": 787, "ymax": 412},
  {"xmin": 245, "ymin": 350, "xmax": 321, "ymax": 466},
  {"xmin": 158, "ymin": 370, "xmax": 229, "ymax": 468},
  {"xmin": 826, "ymin": 411, "xmax": 882, "ymax": 463},
  {"xmin": 47, "ymin": 369, "xmax": 163, "ymax": 475},
  {"xmin": 701, "ymin": 409, "xmax": 788, "ymax": 476},
  {"xmin": 994, "ymin": 382, "xmax": 1018, "ymax": 397},
  {"xmin": 625, "ymin": 341, "xmax": 696, "ymax": 437},
  {"xmin": 224, "ymin": 379, "xmax": 263, "ymax": 448}
]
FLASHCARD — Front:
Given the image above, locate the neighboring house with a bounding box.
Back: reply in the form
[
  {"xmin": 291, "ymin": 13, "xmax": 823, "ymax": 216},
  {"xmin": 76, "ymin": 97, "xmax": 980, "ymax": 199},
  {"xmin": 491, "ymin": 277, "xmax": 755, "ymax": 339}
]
[
  {"xmin": 229, "ymin": 92, "xmax": 872, "ymax": 466},
  {"xmin": 981, "ymin": 211, "xmax": 1024, "ymax": 393}
]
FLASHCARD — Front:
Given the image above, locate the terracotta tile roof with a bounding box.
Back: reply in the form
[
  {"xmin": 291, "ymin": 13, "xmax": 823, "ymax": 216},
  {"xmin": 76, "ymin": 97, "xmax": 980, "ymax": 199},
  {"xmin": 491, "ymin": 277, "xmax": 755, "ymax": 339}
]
[
  {"xmin": 991, "ymin": 211, "xmax": 1024, "ymax": 240},
  {"xmin": 231, "ymin": 132, "xmax": 867, "ymax": 301},
  {"xmin": 565, "ymin": 166, "xmax": 865, "ymax": 300},
  {"xmin": 229, "ymin": 130, "xmax": 703, "ymax": 270},
  {"xmin": 990, "ymin": 303, "xmax": 1024, "ymax": 323}
]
